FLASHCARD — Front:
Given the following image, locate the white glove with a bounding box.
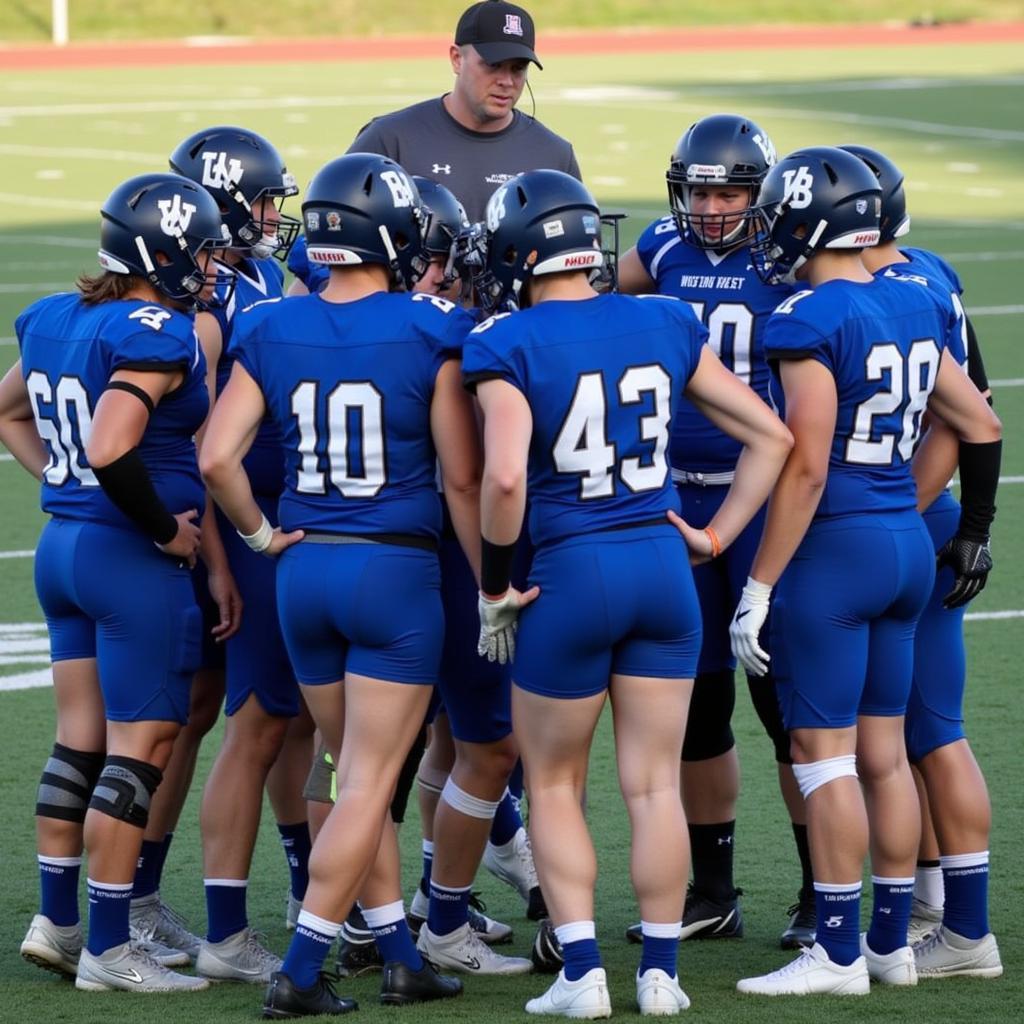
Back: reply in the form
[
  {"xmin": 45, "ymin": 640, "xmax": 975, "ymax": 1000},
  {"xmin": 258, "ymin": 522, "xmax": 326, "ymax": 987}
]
[
  {"xmin": 730, "ymin": 577, "xmax": 773, "ymax": 677},
  {"xmin": 478, "ymin": 590, "xmax": 521, "ymax": 665}
]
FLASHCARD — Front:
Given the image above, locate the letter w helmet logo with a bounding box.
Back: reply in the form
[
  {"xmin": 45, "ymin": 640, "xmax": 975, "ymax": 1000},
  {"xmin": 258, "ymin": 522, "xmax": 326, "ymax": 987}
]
[
  {"xmin": 200, "ymin": 151, "xmax": 244, "ymax": 190},
  {"xmin": 781, "ymin": 166, "xmax": 814, "ymax": 210},
  {"xmin": 157, "ymin": 195, "xmax": 197, "ymax": 236}
]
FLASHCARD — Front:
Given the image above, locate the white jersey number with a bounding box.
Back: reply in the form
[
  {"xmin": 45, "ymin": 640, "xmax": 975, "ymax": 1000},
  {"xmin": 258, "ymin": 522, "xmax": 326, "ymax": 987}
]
[
  {"xmin": 553, "ymin": 365, "xmax": 671, "ymax": 499},
  {"xmin": 290, "ymin": 380, "xmax": 386, "ymax": 498},
  {"xmin": 687, "ymin": 301, "xmax": 754, "ymax": 385},
  {"xmin": 26, "ymin": 371, "xmax": 98, "ymax": 487},
  {"xmin": 845, "ymin": 339, "xmax": 941, "ymax": 466}
]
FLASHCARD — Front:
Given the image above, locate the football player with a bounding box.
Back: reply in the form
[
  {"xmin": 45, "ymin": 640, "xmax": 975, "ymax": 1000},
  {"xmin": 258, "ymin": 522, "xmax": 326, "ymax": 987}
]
[
  {"xmin": 201, "ymin": 153, "xmax": 475, "ymax": 1017},
  {"xmin": 464, "ymin": 169, "xmax": 792, "ymax": 1017},
  {"xmin": 844, "ymin": 144, "xmax": 1002, "ymax": 979},
  {"xmin": 730, "ymin": 147, "xmax": 1001, "ymax": 996},
  {"xmin": 3, "ymin": 173, "xmax": 228, "ymax": 992},
  {"xmin": 618, "ymin": 114, "xmax": 815, "ymax": 947}
]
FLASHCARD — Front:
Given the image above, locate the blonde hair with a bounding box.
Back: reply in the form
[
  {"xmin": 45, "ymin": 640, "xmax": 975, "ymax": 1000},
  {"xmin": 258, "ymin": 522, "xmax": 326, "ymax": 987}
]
[{"xmin": 75, "ymin": 271, "xmax": 142, "ymax": 306}]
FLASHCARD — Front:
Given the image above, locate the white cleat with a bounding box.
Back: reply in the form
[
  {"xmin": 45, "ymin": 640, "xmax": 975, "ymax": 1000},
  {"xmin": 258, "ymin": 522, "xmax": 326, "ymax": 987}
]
[
  {"xmin": 20, "ymin": 914, "xmax": 81, "ymax": 978},
  {"xmin": 75, "ymin": 941, "xmax": 209, "ymax": 992},
  {"xmin": 736, "ymin": 942, "xmax": 869, "ymax": 996},
  {"xmin": 636, "ymin": 968, "xmax": 690, "ymax": 1015},
  {"xmin": 483, "ymin": 827, "xmax": 540, "ymax": 904},
  {"xmin": 196, "ymin": 927, "xmax": 282, "ymax": 984},
  {"xmin": 417, "ymin": 922, "xmax": 533, "ymax": 975},
  {"xmin": 913, "ymin": 925, "xmax": 1003, "ymax": 979},
  {"xmin": 129, "ymin": 894, "xmax": 202, "ymax": 961},
  {"xmin": 860, "ymin": 933, "xmax": 916, "ymax": 986},
  {"xmin": 906, "ymin": 898, "xmax": 944, "ymax": 946},
  {"xmin": 285, "ymin": 893, "xmax": 302, "ymax": 931},
  {"xmin": 526, "ymin": 967, "xmax": 613, "ymax": 1018}
]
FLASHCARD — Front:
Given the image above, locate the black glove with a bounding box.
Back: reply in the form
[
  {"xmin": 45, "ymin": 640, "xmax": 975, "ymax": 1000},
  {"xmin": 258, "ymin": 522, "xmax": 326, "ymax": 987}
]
[{"xmin": 937, "ymin": 535, "xmax": 992, "ymax": 610}]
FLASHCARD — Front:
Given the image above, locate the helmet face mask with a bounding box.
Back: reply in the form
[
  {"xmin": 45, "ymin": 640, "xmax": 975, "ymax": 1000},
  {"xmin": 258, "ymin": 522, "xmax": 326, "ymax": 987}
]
[
  {"xmin": 302, "ymin": 154, "xmax": 432, "ymax": 291},
  {"xmin": 749, "ymin": 146, "xmax": 883, "ymax": 285},
  {"xmin": 169, "ymin": 126, "xmax": 300, "ymax": 262},
  {"xmin": 97, "ymin": 172, "xmax": 232, "ymax": 310},
  {"xmin": 412, "ymin": 177, "xmax": 470, "ymax": 292},
  {"xmin": 474, "ymin": 170, "xmax": 604, "ymax": 314},
  {"xmin": 666, "ymin": 113, "xmax": 776, "ymax": 252}
]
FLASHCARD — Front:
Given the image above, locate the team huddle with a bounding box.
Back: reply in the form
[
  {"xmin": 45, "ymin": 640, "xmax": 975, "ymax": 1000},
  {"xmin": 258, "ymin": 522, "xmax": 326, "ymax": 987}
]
[{"xmin": 0, "ymin": 0, "xmax": 1006, "ymax": 1019}]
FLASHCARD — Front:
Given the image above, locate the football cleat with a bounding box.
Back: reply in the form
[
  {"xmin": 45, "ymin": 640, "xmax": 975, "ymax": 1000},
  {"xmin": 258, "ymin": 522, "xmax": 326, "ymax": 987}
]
[
  {"xmin": 417, "ymin": 922, "xmax": 533, "ymax": 975},
  {"xmin": 196, "ymin": 927, "xmax": 282, "ymax": 984},
  {"xmin": 860, "ymin": 933, "xmax": 917, "ymax": 986},
  {"xmin": 408, "ymin": 886, "xmax": 513, "ymax": 945},
  {"xmin": 483, "ymin": 827, "xmax": 540, "ymax": 904},
  {"xmin": 525, "ymin": 967, "xmax": 612, "ymax": 1018},
  {"xmin": 906, "ymin": 897, "xmax": 944, "ymax": 946},
  {"xmin": 636, "ymin": 968, "xmax": 691, "ymax": 1016},
  {"xmin": 334, "ymin": 935, "xmax": 383, "ymax": 978},
  {"xmin": 627, "ymin": 886, "xmax": 744, "ymax": 944},
  {"xmin": 379, "ymin": 959, "xmax": 463, "ymax": 1005},
  {"xmin": 736, "ymin": 942, "xmax": 869, "ymax": 996},
  {"xmin": 129, "ymin": 894, "xmax": 203, "ymax": 961},
  {"xmin": 913, "ymin": 925, "xmax": 1003, "ymax": 979},
  {"xmin": 76, "ymin": 941, "xmax": 209, "ymax": 992},
  {"xmin": 531, "ymin": 918, "xmax": 564, "ymax": 974},
  {"xmin": 263, "ymin": 970, "xmax": 358, "ymax": 1018},
  {"xmin": 780, "ymin": 889, "xmax": 817, "ymax": 949},
  {"xmin": 20, "ymin": 914, "xmax": 81, "ymax": 978}
]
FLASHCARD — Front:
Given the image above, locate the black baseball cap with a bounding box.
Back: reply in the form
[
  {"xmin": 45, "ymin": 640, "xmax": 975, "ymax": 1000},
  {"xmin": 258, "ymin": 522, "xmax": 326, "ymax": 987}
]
[{"xmin": 455, "ymin": 2, "xmax": 543, "ymax": 69}]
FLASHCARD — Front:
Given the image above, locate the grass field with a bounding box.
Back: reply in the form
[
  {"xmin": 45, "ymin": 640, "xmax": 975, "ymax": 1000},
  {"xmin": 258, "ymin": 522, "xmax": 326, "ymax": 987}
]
[{"xmin": 0, "ymin": 31, "xmax": 1022, "ymax": 1024}]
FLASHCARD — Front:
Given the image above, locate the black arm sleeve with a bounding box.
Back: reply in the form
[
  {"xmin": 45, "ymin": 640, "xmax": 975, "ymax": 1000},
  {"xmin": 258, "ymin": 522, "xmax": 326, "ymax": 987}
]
[
  {"xmin": 957, "ymin": 439, "xmax": 1001, "ymax": 541},
  {"xmin": 964, "ymin": 316, "xmax": 991, "ymax": 397},
  {"xmin": 481, "ymin": 537, "xmax": 517, "ymax": 597},
  {"xmin": 92, "ymin": 448, "xmax": 179, "ymax": 545}
]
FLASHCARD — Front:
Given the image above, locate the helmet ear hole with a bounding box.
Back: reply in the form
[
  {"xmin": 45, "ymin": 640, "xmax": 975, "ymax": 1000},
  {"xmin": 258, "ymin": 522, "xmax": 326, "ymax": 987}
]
[
  {"xmin": 792, "ymin": 223, "xmax": 809, "ymax": 240},
  {"xmin": 502, "ymin": 244, "xmax": 517, "ymax": 266},
  {"xmin": 153, "ymin": 250, "xmax": 173, "ymax": 267}
]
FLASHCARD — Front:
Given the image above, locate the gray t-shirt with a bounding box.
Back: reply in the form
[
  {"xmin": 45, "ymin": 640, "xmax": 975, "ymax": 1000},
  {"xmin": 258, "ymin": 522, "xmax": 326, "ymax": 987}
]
[{"xmin": 348, "ymin": 96, "xmax": 581, "ymax": 222}]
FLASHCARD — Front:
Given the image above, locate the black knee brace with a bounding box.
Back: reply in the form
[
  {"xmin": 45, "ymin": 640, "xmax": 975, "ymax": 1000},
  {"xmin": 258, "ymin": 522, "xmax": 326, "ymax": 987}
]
[
  {"xmin": 36, "ymin": 743, "xmax": 105, "ymax": 823},
  {"xmin": 682, "ymin": 670, "xmax": 736, "ymax": 762},
  {"xmin": 390, "ymin": 722, "xmax": 428, "ymax": 824},
  {"xmin": 746, "ymin": 669, "xmax": 792, "ymax": 764},
  {"xmin": 87, "ymin": 755, "xmax": 163, "ymax": 828}
]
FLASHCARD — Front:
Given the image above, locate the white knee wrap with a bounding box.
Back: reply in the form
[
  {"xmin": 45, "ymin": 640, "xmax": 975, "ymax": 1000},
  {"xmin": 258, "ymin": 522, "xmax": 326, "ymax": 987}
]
[
  {"xmin": 441, "ymin": 777, "xmax": 501, "ymax": 820},
  {"xmin": 792, "ymin": 754, "xmax": 858, "ymax": 799}
]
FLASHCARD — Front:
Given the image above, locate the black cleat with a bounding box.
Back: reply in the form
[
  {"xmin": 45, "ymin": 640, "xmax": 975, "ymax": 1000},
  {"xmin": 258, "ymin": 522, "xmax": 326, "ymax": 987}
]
[
  {"xmin": 335, "ymin": 937, "xmax": 384, "ymax": 978},
  {"xmin": 530, "ymin": 918, "xmax": 563, "ymax": 974},
  {"xmin": 527, "ymin": 886, "xmax": 549, "ymax": 922},
  {"xmin": 680, "ymin": 885, "xmax": 743, "ymax": 940},
  {"xmin": 379, "ymin": 959, "xmax": 463, "ymax": 1005},
  {"xmin": 263, "ymin": 971, "xmax": 358, "ymax": 1018},
  {"xmin": 780, "ymin": 888, "xmax": 816, "ymax": 950}
]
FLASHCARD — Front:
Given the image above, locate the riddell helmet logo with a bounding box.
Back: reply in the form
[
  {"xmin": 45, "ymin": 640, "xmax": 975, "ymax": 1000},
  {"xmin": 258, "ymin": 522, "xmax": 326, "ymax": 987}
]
[
  {"xmin": 564, "ymin": 253, "xmax": 598, "ymax": 267},
  {"xmin": 854, "ymin": 231, "xmax": 880, "ymax": 245}
]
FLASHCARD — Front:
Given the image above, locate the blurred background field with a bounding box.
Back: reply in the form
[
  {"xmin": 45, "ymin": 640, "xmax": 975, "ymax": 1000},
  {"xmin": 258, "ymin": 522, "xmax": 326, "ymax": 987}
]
[{"xmin": 0, "ymin": 12, "xmax": 1021, "ymax": 1024}]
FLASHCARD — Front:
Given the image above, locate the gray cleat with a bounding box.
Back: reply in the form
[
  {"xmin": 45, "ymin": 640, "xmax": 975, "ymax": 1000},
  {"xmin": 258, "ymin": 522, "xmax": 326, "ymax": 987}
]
[
  {"xmin": 130, "ymin": 893, "xmax": 203, "ymax": 961},
  {"xmin": 20, "ymin": 914, "xmax": 82, "ymax": 978},
  {"xmin": 197, "ymin": 926, "xmax": 282, "ymax": 984},
  {"xmin": 75, "ymin": 941, "xmax": 209, "ymax": 992},
  {"xmin": 913, "ymin": 925, "xmax": 1003, "ymax": 979}
]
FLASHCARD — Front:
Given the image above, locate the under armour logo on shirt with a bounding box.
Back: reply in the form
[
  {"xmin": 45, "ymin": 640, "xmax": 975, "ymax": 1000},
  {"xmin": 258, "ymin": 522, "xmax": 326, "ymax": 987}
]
[{"xmin": 432, "ymin": 164, "xmax": 452, "ymax": 175}]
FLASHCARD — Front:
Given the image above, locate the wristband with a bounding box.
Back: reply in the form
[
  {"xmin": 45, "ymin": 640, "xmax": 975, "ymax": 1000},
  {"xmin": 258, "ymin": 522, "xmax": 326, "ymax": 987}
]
[
  {"xmin": 704, "ymin": 526, "xmax": 722, "ymax": 559},
  {"xmin": 238, "ymin": 514, "xmax": 273, "ymax": 553},
  {"xmin": 481, "ymin": 536, "xmax": 516, "ymax": 597}
]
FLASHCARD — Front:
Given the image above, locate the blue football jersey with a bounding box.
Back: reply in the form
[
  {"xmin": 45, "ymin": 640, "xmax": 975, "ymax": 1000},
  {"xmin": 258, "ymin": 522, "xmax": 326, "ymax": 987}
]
[
  {"xmin": 764, "ymin": 274, "xmax": 955, "ymax": 518},
  {"xmin": 462, "ymin": 293, "xmax": 707, "ymax": 547},
  {"xmin": 233, "ymin": 291, "xmax": 472, "ymax": 537},
  {"xmin": 209, "ymin": 257, "xmax": 288, "ymax": 496},
  {"xmin": 878, "ymin": 247, "xmax": 968, "ymax": 367},
  {"xmin": 635, "ymin": 216, "xmax": 791, "ymax": 474},
  {"xmin": 16, "ymin": 293, "xmax": 207, "ymax": 527},
  {"xmin": 286, "ymin": 235, "xmax": 328, "ymax": 295}
]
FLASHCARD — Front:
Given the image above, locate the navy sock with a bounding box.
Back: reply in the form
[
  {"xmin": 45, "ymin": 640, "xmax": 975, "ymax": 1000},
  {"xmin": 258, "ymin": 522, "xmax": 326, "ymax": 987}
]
[
  {"xmin": 814, "ymin": 882, "xmax": 861, "ymax": 966},
  {"xmin": 792, "ymin": 823, "xmax": 814, "ymax": 894},
  {"xmin": 277, "ymin": 822, "xmax": 312, "ymax": 901},
  {"xmin": 363, "ymin": 902, "xmax": 422, "ymax": 969},
  {"xmin": 688, "ymin": 820, "xmax": 736, "ymax": 901},
  {"xmin": 205, "ymin": 879, "xmax": 248, "ymax": 943},
  {"xmin": 508, "ymin": 760, "xmax": 524, "ymax": 803},
  {"xmin": 942, "ymin": 852, "xmax": 990, "ymax": 939},
  {"xmin": 39, "ymin": 856, "xmax": 81, "ymax": 927},
  {"xmin": 489, "ymin": 789, "xmax": 523, "ymax": 847},
  {"xmin": 345, "ymin": 903, "xmax": 370, "ymax": 938},
  {"xmin": 639, "ymin": 922, "xmax": 680, "ymax": 978},
  {"xmin": 132, "ymin": 839, "xmax": 164, "ymax": 899},
  {"xmin": 283, "ymin": 910, "xmax": 340, "ymax": 989},
  {"xmin": 420, "ymin": 839, "xmax": 433, "ymax": 895},
  {"xmin": 556, "ymin": 922, "xmax": 602, "ymax": 982},
  {"xmin": 86, "ymin": 879, "xmax": 132, "ymax": 955},
  {"xmin": 428, "ymin": 881, "xmax": 470, "ymax": 937},
  {"xmin": 866, "ymin": 876, "xmax": 914, "ymax": 954},
  {"xmin": 155, "ymin": 832, "xmax": 174, "ymax": 889}
]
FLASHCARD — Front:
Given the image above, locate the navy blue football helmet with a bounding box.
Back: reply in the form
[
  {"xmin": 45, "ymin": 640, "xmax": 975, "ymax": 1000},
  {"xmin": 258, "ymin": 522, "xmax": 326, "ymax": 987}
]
[
  {"xmin": 667, "ymin": 113, "xmax": 776, "ymax": 251},
  {"xmin": 97, "ymin": 172, "xmax": 230, "ymax": 308},
  {"xmin": 837, "ymin": 144, "xmax": 911, "ymax": 243},
  {"xmin": 750, "ymin": 146, "xmax": 882, "ymax": 285},
  {"xmin": 412, "ymin": 176, "xmax": 470, "ymax": 289},
  {"xmin": 475, "ymin": 169, "xmax": 603, "ymax": 313},
  {"xmin": 301, "ymin": 154, "xmax": 431, "ymax": 290},
  {"xmin": 169, "ymin": 126, "xmax": 300, "ymax": 260}
]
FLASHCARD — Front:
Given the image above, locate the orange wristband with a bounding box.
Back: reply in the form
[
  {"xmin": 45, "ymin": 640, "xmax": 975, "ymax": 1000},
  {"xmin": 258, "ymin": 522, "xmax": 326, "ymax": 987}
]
[{"xmin": 704, "ymin": 526, "xmax": 722, "ymax": 559}]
